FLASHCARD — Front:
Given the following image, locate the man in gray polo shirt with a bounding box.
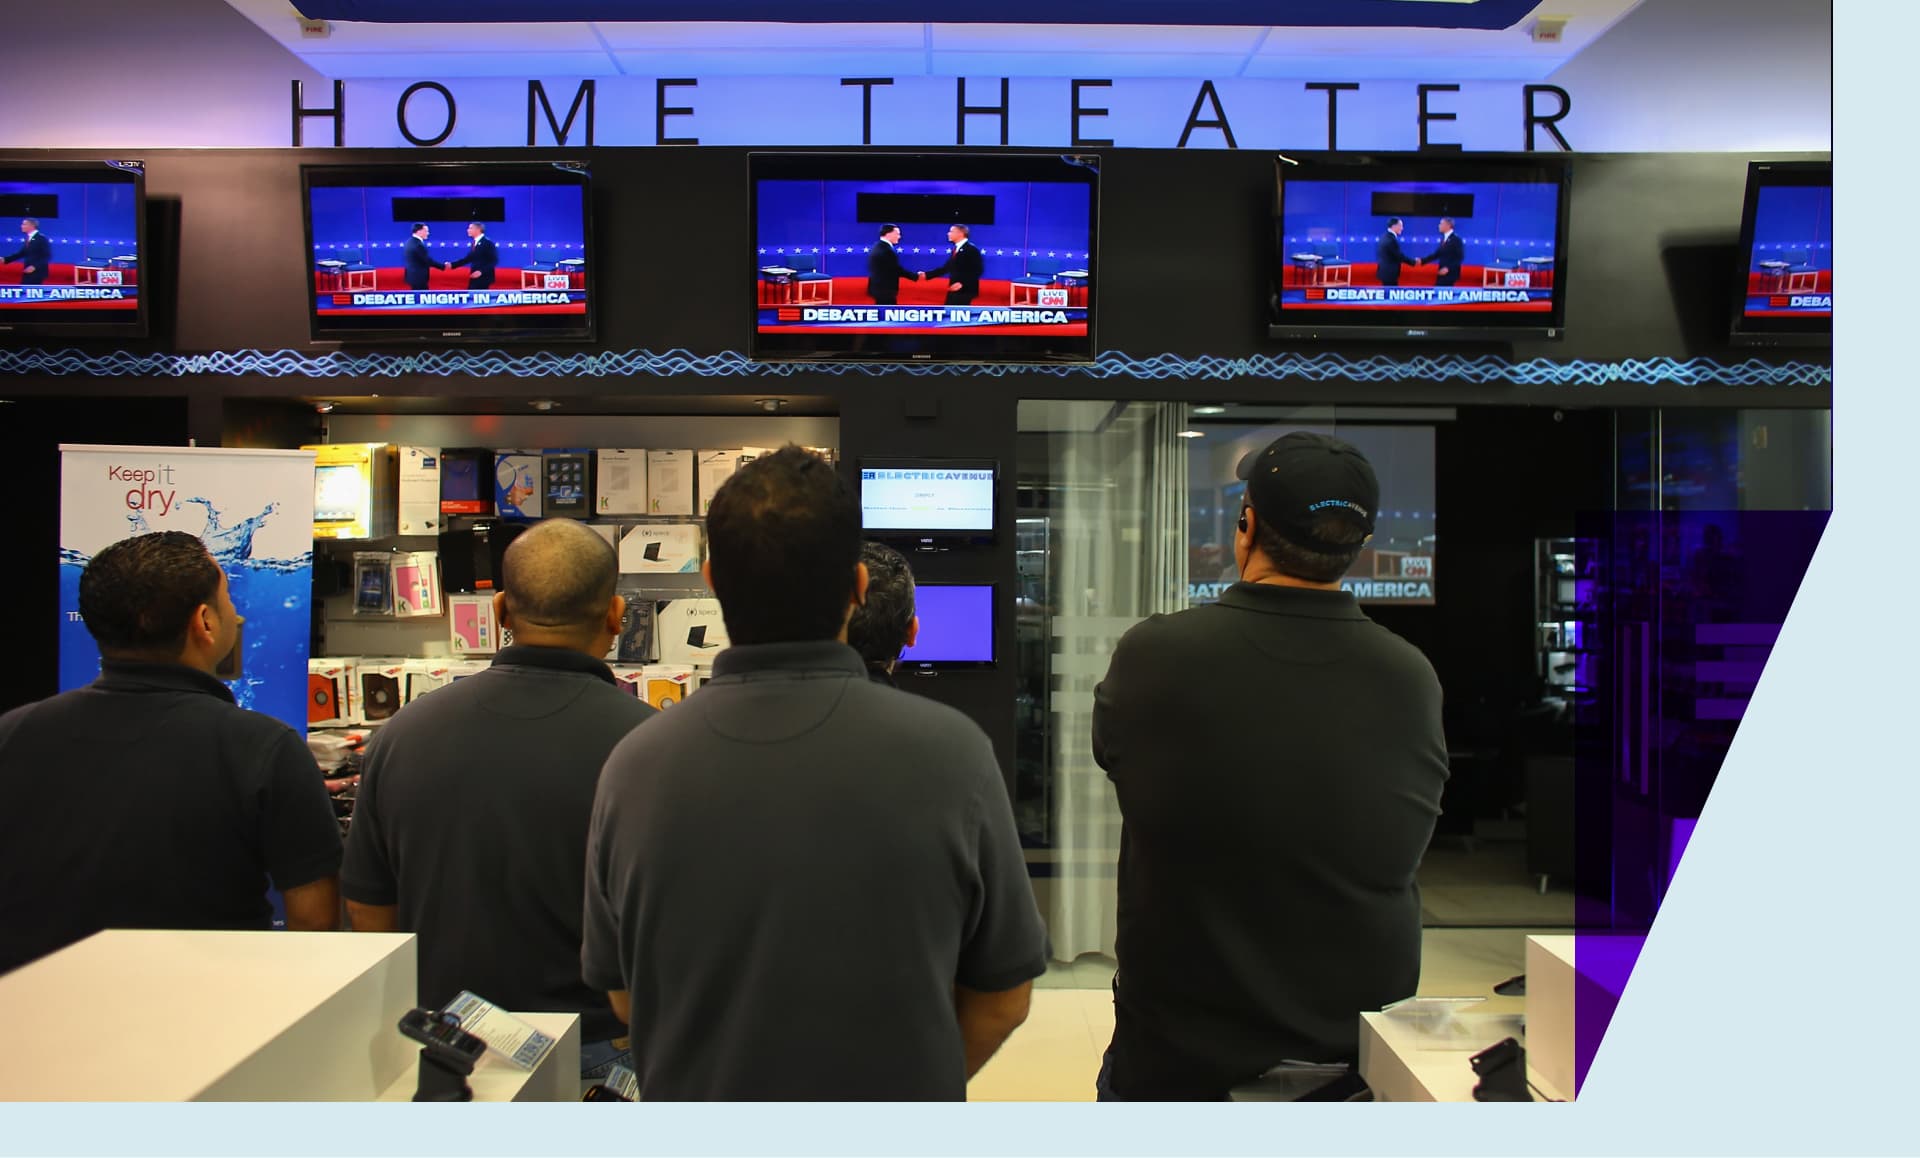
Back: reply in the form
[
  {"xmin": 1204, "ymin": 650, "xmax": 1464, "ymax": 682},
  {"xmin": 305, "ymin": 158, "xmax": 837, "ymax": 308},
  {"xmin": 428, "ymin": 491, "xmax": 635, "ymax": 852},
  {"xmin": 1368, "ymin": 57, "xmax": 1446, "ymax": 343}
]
[
  {"xmin": 343, "ymin": 519, "xmax": 655, "ymax": 1077},
  {"xmin": 584, "ymin": 446, "xmax": 1047, "ymax": 1100}
]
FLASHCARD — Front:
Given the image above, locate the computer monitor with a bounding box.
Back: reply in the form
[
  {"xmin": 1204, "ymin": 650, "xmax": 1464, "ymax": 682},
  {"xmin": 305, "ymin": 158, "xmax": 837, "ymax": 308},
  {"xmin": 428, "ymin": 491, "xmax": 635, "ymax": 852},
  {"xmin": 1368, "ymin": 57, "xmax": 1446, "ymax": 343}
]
[
  {"xmin": 898, "ymin": 583, "xmax": 995, "ymax": 670},
  {"xmin": 859, "ymin": 457, "xmax": 997, "ymax": 548}
]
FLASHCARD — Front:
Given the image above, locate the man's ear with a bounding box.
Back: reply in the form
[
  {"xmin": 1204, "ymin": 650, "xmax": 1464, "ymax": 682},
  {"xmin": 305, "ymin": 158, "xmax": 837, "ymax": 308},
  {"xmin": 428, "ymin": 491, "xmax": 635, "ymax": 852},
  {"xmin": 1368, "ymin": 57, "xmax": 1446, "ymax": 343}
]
[
  {"xmin": 606, "ymin": 593, "xmax": 627, "ymax": 635},
  {"xmin": 906, "ymin": 615, "xmax": 920, "ymax": 650},
  {"xmin": 492, "ymin": 591, "xmax": 512, "ymax": 632},
  {"xmin": 701, "ymin": 559, "xmax": 715, "ymax": 591},
  {"xmin": 854, "ymin": 561, "xmax": 871, "ymax": 607}
]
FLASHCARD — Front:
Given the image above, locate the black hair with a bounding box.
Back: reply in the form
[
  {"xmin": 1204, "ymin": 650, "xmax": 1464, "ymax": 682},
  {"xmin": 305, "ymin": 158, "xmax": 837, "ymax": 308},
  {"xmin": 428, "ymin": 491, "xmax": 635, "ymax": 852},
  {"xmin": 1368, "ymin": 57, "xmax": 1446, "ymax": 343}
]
[
  {"xmin": 78, "ymin": 531, "xmax": 222, "ymax": 656},
  {"xmin": 500, "ymin": 519, "xmax": 617, "ymax": 633},
  {"xmin": 1387, "ymin": 217, "xmax": 1404, "ymax": 229},
  {"xmin": 469, "ymin": 222, "xmax": 487, "ymax": 231},
  {"xmin": 21, "ymin": 217, "xmax": 39, "ymax": 229},
  {"xmin": 706, "ymin": 445, "xmax": 861, "ymax": 646},
  {"xmin": 951, "ymin": 223, "xmax": 970, "ymax": 236},
  {"xmin": 848, "ymin": 542, "xmax": 916, "ymax": 672},
  {"xmin": 1251, "ymin": 509, "xmax": 1368, "ymax": 584},
  {"xmin": 410, "ymin": 222, "xmax": 428, "ymax": 234},
  {"xmin": 879, "ymin": 223, "xmax": 900, "ymax": 237}
]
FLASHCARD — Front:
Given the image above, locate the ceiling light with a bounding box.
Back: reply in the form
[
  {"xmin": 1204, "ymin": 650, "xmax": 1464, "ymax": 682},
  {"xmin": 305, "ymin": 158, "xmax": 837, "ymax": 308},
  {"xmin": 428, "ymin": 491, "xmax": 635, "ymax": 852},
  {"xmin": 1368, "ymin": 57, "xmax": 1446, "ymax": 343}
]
[
  {"xmin": 1192, "ymin": 406, "xmax": 1226, "ymax": 416},
  {"xmin": 1176, "ymin": 430, "xmax": 1206, "ymax": 439}
]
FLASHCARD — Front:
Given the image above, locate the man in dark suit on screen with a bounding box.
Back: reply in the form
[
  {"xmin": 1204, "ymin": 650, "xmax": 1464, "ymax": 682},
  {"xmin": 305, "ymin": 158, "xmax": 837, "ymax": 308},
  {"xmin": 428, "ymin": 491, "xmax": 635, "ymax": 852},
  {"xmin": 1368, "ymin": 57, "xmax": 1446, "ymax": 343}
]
[
  {"xmin": 1423, "ymin": 217, "xmax": 1464, "ymax": 288},
  {"xmin": 867, "ymin": 224, "xmax": 908, "ymax": 306},
  {"xmin": 402, "ymin": 222, "xmax": 435, "ymax": 292},
  {"xmin": 6, "ymin": 217, "xmax": 51, "ymax": 286},
  {"xmin": 921, "ymin": 223, "xmax": 984, "ymax": 306},
  {"xmin": 447, "ymin": 222, "xmax": 498, "ymax": 290},
  {"xmin": 1375, "ymin": 218, "xmax": 1417, "ymax": 287}
]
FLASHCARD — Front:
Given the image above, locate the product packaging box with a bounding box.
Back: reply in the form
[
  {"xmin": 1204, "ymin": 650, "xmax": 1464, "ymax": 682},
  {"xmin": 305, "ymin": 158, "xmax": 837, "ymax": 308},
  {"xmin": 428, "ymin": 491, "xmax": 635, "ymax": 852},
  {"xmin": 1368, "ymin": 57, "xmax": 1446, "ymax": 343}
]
[
  {"xmin": 308, "ymin": 658, "xmax": 356, "ymax": 726},
  {"xmin": 606, "ymin": 587, "xmax": 658, "ymax": 664},
  {"xmin": 351, "ymin": 552, "xmax": 392, "ymax": 616},
  {"xmin": 400, "ymin": 658, "xmax": 454, "ymax": 703},
  {"xmin": 398, "ymin": 446, "xmax": 442, "ymax": 536},
  {"xmin": 657, "ymin": 598, "xmax": 729, "ymax": 666},
  {"xmin": 392, "ymin": 551, "xmax": 443, "ymax": 618},
  {"xmin": 696, "ymin": 450, "xmax": 741, "ymax": 516},
  {"xmin": 357, "ymin": 659, "xmax": 408, "ymax": 723},
  {"xmin": 618, "ymin": 524, "xmax": 702, "ymax": 574},
  {"xmin": 440, "ymin": 447, "xmax": 495, "ymax": 516},
  {"xmin": 494, "ymin": 451, "xmax": 543, "ymax": 520},
  {"xmin": 642, "ymin": 665, "xmax": 695, "ymax": 711},
  {"xmin": 304, "ymin": 443, "xmax": 397, "ymax": 541},
  {"xmin": 609, "ymin": 664, "xmax": 647, "ymax": 699},
  {"xmin": 646, "ymin": 450, "xmax": 694, "ymax": 516},
  {"xmin": 596, "ymin": 449, "xmax": 648, "ymax": 516},
  {"xmin": 544, "ymin": 449, "xmax": 594, "ymax": 518},
  {"xmin": 449, "ymin": 594, "xmax": 500, "ymax": 655}
]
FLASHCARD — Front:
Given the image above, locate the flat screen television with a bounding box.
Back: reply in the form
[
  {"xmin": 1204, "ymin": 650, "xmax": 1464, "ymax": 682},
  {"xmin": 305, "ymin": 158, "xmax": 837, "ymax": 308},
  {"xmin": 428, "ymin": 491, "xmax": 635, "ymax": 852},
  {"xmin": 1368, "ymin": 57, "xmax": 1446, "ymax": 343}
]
[
  {"xmin": 898, "ymin": 583, "xmax": 996, "ymax": 670},
  {"xmin": 1728, "ymin": 160, "xmax": 1831, "ymax": 347},
  {"xmin": 859, "ymin": 458, "xmax": 997, "ymax": 548},
  {"xmin": 302, "ymin": 161, "xmax": 594, "ymax": 343},
  {"xmin": 0, "ymin": 159, "xmax": 147, "ymax": 339},
  {"xmin": 1269, "ymin": 153, "xmax": 1571, "ymax": 342},
  {"xmin": 751, "ymin": 152, "xmax": 1098, "ymax": 363}
]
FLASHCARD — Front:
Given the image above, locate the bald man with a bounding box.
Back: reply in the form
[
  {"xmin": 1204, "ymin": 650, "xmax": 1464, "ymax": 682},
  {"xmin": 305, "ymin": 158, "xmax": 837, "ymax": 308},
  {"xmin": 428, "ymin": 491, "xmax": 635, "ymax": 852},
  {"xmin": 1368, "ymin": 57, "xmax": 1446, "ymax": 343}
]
[{"xmin": 341, "ymin": 518, "xmax": 657, "ymax": 1080}]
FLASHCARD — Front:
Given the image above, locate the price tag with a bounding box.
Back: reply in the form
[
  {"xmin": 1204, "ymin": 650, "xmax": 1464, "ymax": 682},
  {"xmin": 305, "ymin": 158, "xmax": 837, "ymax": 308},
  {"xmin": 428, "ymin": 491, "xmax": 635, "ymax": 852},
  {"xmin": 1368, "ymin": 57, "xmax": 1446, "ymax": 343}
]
[
  {"xmin": 605, "ymin": 1064, "xmax": 641, "ymax": 1101},
  {"xmin": 442, "ymin": 991, "xmax": 557, "ymax": 1071}
]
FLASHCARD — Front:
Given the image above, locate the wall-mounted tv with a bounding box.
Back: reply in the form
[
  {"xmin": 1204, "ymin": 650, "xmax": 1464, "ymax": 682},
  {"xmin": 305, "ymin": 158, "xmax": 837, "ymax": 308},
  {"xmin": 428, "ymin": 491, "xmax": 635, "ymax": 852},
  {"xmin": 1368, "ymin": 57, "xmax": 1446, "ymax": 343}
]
[
  {"xmin": 1269, "ymin": 153, "xmax": 1571, "ymax": 342},
  {"xmin": 0, "ymin": 160, "xmax": 147, "ymax": 339},
  {"xmin": 898, "ymin": 583, "xmax": 996, "ymax": 671},
  {"xmin": 859, "ymin": 457, "xmax": 997, "ymax": 548},
  {"xmin": 751, "ymin": 152, "xmax": 1098, "ymax": 363},
  {"xmin": 1728, "ymin": 160, "xmax": 1831, "ymax": 348},
  {"xmin": 302, "ymin": 161, "xmax": 594, "ymax": 343}
]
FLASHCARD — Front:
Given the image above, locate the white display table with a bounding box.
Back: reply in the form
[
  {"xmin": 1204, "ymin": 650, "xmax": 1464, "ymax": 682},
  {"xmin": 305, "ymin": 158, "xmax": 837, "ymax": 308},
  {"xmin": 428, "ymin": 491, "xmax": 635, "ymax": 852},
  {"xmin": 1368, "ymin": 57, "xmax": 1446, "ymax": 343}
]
[
  {"xmin": 0, "ymin": 929, "xmax": 580, "ymax": 1102},
  {"xmin": 1525, "ymin": 934, "xmax": 1579, "ymax": 1102},
  {"xmin": 1358, "ymin": 1009, "xmax": 1531, "ymax": 1102}
]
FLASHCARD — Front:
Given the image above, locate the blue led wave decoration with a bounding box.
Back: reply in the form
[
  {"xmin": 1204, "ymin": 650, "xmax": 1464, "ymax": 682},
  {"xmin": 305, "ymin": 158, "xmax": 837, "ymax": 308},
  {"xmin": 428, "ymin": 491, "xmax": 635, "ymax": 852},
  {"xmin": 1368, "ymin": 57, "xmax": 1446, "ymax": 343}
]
[{"xmin": 0, "ymin": 348, "xmax": 1830, "ymax": 388}]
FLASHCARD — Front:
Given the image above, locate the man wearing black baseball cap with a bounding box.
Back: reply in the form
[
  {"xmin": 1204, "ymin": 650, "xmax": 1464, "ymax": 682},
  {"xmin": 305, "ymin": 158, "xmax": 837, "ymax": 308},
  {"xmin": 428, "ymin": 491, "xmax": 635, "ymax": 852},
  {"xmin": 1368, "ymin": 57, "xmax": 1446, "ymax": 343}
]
[{"xmin": 1091, "ymin": 431, "xmax": 1449, "ymax": 1100}]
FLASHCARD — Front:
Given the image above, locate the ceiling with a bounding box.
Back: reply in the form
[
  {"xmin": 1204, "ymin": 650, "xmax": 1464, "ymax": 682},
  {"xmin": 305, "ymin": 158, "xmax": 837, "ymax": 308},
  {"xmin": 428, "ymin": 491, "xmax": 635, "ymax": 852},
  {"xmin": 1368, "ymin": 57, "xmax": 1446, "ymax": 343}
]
[{"xmin": 229, "ymin": 0, "xmax": 1645, "ymax": 81}]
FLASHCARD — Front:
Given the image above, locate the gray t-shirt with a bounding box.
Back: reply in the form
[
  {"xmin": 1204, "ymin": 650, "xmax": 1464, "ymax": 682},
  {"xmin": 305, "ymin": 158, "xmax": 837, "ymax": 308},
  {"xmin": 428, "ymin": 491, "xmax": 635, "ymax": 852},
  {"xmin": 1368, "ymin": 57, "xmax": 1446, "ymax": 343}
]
[{"xmin": 583, "ymin": 640, "xmax": 1047, "ymax": 1100}]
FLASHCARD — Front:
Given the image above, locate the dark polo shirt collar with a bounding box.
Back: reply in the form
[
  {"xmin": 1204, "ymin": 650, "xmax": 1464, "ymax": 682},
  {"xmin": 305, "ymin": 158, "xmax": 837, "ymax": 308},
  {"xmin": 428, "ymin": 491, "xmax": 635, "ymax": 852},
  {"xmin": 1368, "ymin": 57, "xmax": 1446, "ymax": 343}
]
[
  {"xmin": 1217, "ymin": 580, "xmax": 1369, "ymax": 621},
  {"xmin": 95, "ymin": 659, "xmax": 235, "ymax": 702},
  {"xmin": 713, "ymin": 640, "xmax": 867, "ymax": 680},
  {"xmin": 489, "ymin": 644, "xmax": 617, "ymax": 685}
]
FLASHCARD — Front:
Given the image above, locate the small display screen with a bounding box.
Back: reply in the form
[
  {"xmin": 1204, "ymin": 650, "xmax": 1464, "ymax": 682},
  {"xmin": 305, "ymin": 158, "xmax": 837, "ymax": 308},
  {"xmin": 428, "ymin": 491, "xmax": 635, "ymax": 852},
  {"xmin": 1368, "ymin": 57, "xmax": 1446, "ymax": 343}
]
[
  {"xmin": 901, "ymin": 584, "xmax": 994, "ymax": 665},
  {"xmin": 1740, "ymin": 184, "xmax": 1832, "ymax": 319},
  {"xmin": 860, "ymin": 466, "xmax": 995, "ymax": 533}
]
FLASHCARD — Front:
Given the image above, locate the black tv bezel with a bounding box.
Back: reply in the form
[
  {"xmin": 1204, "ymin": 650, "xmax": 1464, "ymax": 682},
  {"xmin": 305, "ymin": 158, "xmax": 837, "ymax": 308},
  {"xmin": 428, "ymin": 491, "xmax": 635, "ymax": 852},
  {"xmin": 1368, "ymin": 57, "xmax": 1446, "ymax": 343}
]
[
  {"xmin": 1727, "ymin": 160, "xmax": 1832, "ymax": 349},
  {"xmin": 0, "ymin": 159, "xmax": 149, "ymax": 340},
  {"xmin": 749, "ymin": 151, "xmax": 1100, "ymax": 364},
  {"xmin": 897, "ymin": 581, "xmax": 999, "ymax": 672},
  {"xmin": 300, "ymin": 160, "xmax": 597, "ymax": 345},
  {"xmin": 858, "ymin": 456, "xmax": 999, "ymax": 548},
  {"xmin": 1267, "ymin": 152, "xmax": 1573, "ymax": 343}
]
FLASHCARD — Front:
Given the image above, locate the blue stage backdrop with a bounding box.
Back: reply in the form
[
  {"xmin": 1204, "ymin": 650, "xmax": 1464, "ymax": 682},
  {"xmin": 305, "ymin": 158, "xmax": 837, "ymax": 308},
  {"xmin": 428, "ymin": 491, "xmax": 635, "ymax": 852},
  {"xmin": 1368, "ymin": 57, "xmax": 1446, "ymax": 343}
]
[
  {"xmin": 308, "ymin": 183, "xmax": 586, "ymax": 264},
  {"xmin": 0, "ymin": 180, "xmax": 140, "ymax": 258},
  {"xmin": 1281, "ymin": 179, "xmax": 1560, "ymax": 268},
  {"xmin": 1750, "ymin": 185, "xmax": 1832, "ymax": 270}
]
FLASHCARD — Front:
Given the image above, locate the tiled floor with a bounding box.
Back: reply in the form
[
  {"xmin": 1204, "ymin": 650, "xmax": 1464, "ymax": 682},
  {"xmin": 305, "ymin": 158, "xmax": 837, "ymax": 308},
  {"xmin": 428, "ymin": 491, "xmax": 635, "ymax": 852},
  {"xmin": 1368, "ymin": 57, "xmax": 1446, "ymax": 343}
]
[{"xmin": 966, "ymin": 926, "xmax": 1564, "ymax": 1101}]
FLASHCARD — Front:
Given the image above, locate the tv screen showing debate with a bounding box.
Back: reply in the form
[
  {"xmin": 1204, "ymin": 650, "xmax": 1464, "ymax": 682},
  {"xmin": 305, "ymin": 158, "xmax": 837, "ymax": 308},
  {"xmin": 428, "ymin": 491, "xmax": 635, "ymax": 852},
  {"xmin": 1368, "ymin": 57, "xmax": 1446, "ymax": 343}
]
[
  {"xmin": 0, "ymin": 160, "xmax": 144, "ymax": 335},
  {"xmin": 1270, "ymin": 155, "xmax": 1570, "ymax": 340},
  {"xmin": 752, "ymin": 153, "xmax": 1097, "ymax": 362},
  {"xmin": 303, "ymin": 162, "xmax": 592, "ymax": 341},
  {"xmin": 1740, "ymin": 183, "xmax": 1832, "ymax": 320}
]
